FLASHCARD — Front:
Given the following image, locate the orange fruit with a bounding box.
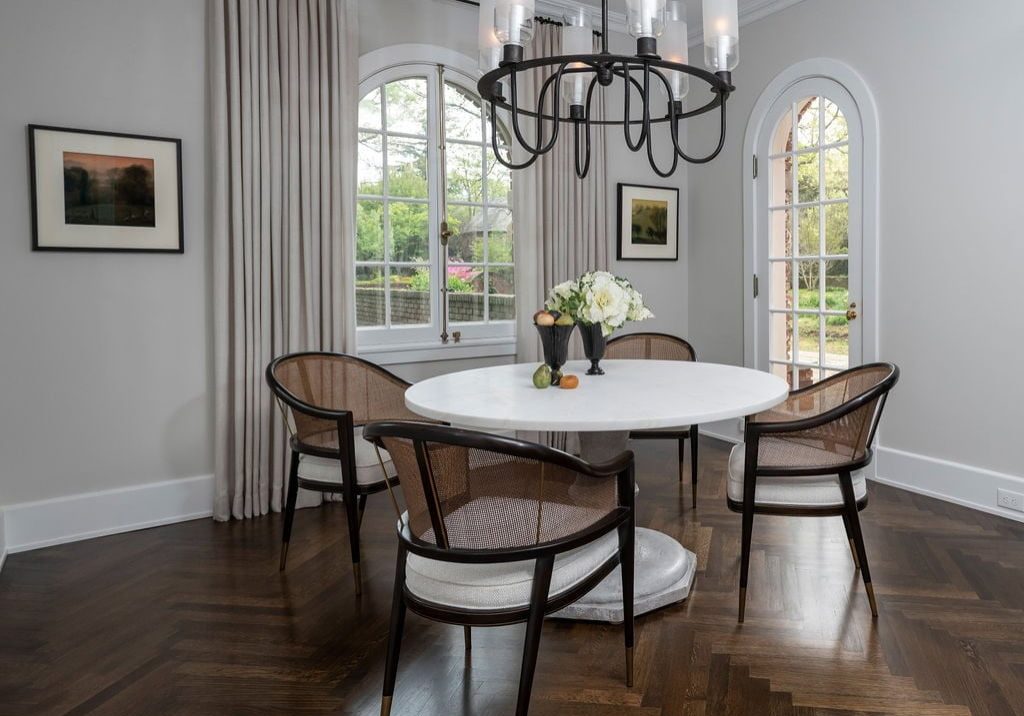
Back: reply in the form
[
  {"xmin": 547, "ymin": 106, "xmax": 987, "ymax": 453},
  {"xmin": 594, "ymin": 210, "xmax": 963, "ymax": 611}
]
[{"xmin": 559, "ymin": 374, "xmax": 580, "ymax": 389}]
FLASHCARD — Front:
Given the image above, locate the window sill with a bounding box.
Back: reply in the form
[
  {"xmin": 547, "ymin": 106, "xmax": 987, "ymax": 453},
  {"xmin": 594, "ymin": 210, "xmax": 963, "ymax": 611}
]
[{"xmin": 357, "ymin": 338, "xmax": 517, "ymax": 366}]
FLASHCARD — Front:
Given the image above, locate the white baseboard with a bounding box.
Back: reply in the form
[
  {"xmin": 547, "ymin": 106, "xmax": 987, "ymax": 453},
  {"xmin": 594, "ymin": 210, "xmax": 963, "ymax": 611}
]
[
  {"xmin": 0, "ymin": 509, "xmax": 7, "ymax": 573},
  {"xmin": 875, "ymin": 447, "xmax": 1024, "ymax": 524},
  {"xmin": 2, "ymin": 474, "xmax": 214, "ymax": 556}
]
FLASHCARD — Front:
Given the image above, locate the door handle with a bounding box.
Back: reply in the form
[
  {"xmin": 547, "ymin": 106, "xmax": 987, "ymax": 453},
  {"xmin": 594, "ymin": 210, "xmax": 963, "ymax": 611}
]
[{"xmin": 846, "ymin": 302, "xmax": 858, "ymax": 321}]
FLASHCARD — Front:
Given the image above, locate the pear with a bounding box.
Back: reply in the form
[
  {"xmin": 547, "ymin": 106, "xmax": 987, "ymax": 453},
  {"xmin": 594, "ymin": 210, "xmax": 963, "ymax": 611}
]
[
  {"xmin": 532, "ymin": 364, "xmax": 552, "ymax": 389},
  {"xmin": 554, "ymin": 314, "xmax": 574, "ymax": 327}
]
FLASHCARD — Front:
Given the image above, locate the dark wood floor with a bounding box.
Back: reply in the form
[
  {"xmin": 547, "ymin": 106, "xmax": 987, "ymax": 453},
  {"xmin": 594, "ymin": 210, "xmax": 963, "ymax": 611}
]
[{"xmin": 2, "ymin": 438, "xmax": 1024, "ymax": 716}]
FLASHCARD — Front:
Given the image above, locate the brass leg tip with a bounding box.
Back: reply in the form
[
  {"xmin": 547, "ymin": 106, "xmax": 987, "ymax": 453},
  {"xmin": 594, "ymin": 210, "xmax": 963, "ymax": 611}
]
[
  {"xmin": 866, "ymin": 582, "xmax": 878, "ymax": 618},
  {"xmin": 380, "ymin": 695, "xmax": 393, "ymax": 716},
  {"xmin": 625, "ymin": 646, "xmax": 634, "ymax": 687},
  {"xmin": 738, "ymin": 587, "xmax": 747, "ymax": 623},
  {"xmin": 848, "ymin": 538, "xmax": 861, "ymax": 569}
]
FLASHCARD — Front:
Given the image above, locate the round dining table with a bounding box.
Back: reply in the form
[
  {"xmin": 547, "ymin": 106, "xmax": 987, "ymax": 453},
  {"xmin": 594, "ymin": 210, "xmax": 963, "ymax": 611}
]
[{"xmin": 404, "ymin": 358, "xmax": 789, "ymax": 622}]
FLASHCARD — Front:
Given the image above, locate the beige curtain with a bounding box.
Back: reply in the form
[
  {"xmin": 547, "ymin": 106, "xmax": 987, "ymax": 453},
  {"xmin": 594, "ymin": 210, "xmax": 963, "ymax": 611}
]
[
  {"xmin": 513, "ymin": 22, "xmax": 609, "ymax": 364},
  {"xmin": 210, "ymin": 0, "xmax": 359, "ymax": 521}
]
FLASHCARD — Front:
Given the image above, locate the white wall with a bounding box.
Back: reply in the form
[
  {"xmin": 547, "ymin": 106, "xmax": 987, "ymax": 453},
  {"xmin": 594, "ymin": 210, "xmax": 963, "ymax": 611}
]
[
  {"xmin": 0, "ymin": 0, "xmax": 211, "ymax": 509},
  {"xmin": 687, "ymin": 0, "xmax": 1024, "ymax": 512}
]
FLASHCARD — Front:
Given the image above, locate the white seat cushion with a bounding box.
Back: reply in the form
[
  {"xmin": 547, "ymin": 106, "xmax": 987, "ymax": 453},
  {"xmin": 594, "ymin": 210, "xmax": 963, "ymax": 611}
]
[
  {"xmin": 297, "ymin": 426, "xmax": 397, "ymax": 486},
  {"xmin": 727, "ymin": 443, "xmax": 866, "ymax": 508},
  {"xmin": 405, "ymin": 500, "xmax": 620, "ymax": 611}
]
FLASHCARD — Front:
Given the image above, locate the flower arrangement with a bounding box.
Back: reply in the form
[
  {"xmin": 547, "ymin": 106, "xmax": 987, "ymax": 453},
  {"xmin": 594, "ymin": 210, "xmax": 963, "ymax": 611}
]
[{"xmin": 545, "ymin": 271, "xmax": 654, "ymax": 337}]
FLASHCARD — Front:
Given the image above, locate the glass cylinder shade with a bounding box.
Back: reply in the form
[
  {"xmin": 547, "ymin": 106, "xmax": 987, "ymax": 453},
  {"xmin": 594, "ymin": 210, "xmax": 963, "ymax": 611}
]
[
  {"xmin": 561, "ymin": 9, "xmax": 592, "ymax": 108},
  {"xmin": 626, "ymin": 0, "xmax": 666, "ymax": 39},
  {"xmin": 478, "ymin": 0, "xmax": 501, "ymax": 72},
  {"xmin": 495, "ymin": 0, "xmax": 535, "ymax": 47},
  {"xmin": 662, "ymin": 1, "xmax": 689, "ymax": 100},
  {"xmin": 702, "ymin": 0, "xmax": 739, "ymax": 71}
]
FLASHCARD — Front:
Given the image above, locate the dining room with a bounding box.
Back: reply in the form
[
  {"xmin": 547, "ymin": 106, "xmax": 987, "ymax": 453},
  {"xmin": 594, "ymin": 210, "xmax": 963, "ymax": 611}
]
[{"xmin": 0, "ymin": 0, "xmax": 1022, "ymax": 715}]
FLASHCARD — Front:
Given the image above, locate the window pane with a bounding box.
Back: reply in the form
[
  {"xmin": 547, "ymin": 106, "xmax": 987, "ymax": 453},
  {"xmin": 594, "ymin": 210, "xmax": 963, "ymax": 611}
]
[
  {"xmin": 387, "ymin": 136, "xmax": 428, "ymax": 199},
  {"xmin": 821, "ymin": 99, "xmax": 848, "ymax": 144},
  {"xmin": 447, "ymin": 142, "xmax": 485, "ymax": 203},
  {"xmin": 487, "ymin": 207, "xmax": 514, "ymax": 263},
  {"xmin": 385, "ymin": 78, "xmax": 428, "ymax": 136},
  {"xmin": 359, "ymin": 88, "xmax": 382, "ymax": 131},
  {"xmin": 824, "ymin": 145, "xmax": 849, "ymax": 199},
  {"xmin": 769, "ymin": 208, "xmax": 790, "ymax": 257},
  {"xmin": 486, "ymin": 151, "xmax": 511, "ymax": 204},
  {"xmin": 390, "ymin": 266, "xmax": 431, "ymax": 325},
  {"xmin": 357, "ymin": 132, "xmax": 383, "ymax": 194},
  {"xmin": 797, "ymin": 152, "xmax": 819, "ymax": 203},
  {"xmin": 797, "ymin": 206, "xmax": 819, "ymax": 256},
  {"xmin": 769, "ymin": 312, "xmax": 792, "ymax": 361},
  {"xmin": 389, "ymin": 201, "xmax": 429, "ymax": 262},
  {"xmin": 824, "ymin": 315, "xmax": 849, "ymax": 369},
  {"xmin": 356, "ymin": 200, "xmax": 384, "ymax": 261},
  {"xmin": 824, "ymin": 202, "xmax": 848, "ymax": 255},
  {"xmin": 770, "ymin": 361, "xmax": 792, "ymax": 389},
  {"xmin": 445, "ymin": 82, "xmax": 483, "ymax": 142},
  {"xmin": 448, "ymin": 265, "xmax": 485, "ymax": 323},
  {"xmin": 769, "ymin": 260, "xmax": 792, "ymax": 310},
  {"xmin": 355, "ymin": 265, "xmax": 385, "ymax": 327},
  {"xmin": 825, "ymin": 259, "xmax": 849, "ymax": 309},
  {"xmin": 772, "ymin": 108, "xmax": 793, "ymax": 153},
  {"xmin": 796, "ymin": 260, "xmax": 820, "ymax": 310},
  {"xmin": 446, "ymin": 205, "xmax": 484, "ymax": 263},
  {"xmin": 488, "ymin": 267, "xmax": 515, "ymax": 320},
  {"xmin": 797, "ymin": 314, "xmax": 820, "ymax": 366},
  {"xmin": 770, "ymin": 156, "xmax": 793, "ymax": 206},
  {"xmin": 796, "ymin": 97, "xmax": 818, "ymax": 149},
  {"xmin": 796, "ymin": 366, "xmax": 819, "ymax": 389}
]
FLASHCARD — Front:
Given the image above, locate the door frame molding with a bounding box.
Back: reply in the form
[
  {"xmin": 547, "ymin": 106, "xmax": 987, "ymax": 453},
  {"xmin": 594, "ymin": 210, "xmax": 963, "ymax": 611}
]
[{"xmin": 742, "ymin": 58, "xmax": 880, "ymax": 370}]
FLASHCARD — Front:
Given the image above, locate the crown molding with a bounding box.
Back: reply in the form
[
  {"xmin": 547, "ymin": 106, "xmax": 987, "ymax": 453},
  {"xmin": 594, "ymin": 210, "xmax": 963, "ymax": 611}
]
[
  {"xmin": 535, "ymin": 0, "xmax": 627, "ymax": 28},
  {"xmin": 689, "ymin": 0, "xmax": 807, "ymax": 43}
]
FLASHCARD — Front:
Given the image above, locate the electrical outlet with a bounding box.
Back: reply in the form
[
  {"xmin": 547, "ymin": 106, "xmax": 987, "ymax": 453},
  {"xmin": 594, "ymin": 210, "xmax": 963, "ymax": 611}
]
[{"xmin": 997, "ymin": 488, "xmax": 1024, "ymax": 512}]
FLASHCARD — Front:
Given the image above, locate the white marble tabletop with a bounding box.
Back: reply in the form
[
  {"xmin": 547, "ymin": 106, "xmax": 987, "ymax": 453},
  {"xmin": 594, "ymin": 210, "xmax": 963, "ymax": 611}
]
[{"xmin": 405, "ymin": 359, "xmax": 789, "ymax": 432}]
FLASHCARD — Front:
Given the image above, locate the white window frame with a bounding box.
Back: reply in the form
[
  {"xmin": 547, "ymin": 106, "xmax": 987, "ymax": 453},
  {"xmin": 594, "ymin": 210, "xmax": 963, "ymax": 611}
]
[{"xmin": 356, "ymin": 44, "xmax": 517, "ymax": 365}]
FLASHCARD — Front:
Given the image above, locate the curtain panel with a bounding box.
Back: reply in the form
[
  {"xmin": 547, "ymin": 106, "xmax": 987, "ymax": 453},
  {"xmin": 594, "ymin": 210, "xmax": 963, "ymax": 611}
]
[{"xmin": 210, "ymin": 0, "xmax": 359, "ymax": 521}]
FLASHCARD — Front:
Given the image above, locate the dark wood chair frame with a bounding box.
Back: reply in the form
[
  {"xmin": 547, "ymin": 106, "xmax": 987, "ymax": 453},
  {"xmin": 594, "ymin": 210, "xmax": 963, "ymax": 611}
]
[
  {"xmin": 363, "ymin": 420, "xmax": 637, "ymax": 716},
  {"xmin": 606, "ymin": 332, "xmax": 700, "ymax": 507},
  {"xmin": 728, "ymin": 362, "xmax": 900, "ymax": 623},
  {"xmin": 265, "ymin": 352, "xmax": 410, "ymax": 593}
]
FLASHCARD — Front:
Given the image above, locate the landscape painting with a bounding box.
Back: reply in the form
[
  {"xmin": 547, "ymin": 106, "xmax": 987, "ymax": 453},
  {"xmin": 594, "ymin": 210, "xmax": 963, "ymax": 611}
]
[
  {"xmin": 617, "ymin": 183, "xmax": 679, "ymax": 261},
  {"xmin": 63, "ymin": 151, "xmax": 155, "ymax": 227},
  {"xmin": 29, "ymin": 125, "xmax": 183, "ymax": 252}
]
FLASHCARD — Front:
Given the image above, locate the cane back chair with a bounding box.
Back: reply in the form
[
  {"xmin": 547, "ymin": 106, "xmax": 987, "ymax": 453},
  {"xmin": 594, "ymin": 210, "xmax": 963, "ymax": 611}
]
[
  {"xmin": 729, "ymin": 362, "xmax": 900, "ymax": 622},
  {"xmin": 605, "ymin": 332, "xmax": 701, "ymax": 507},
  {"xmin": 265, "ymin": 352, "xmax": 425, "ymax": 592},
  {"xmin": 363, "ymin": 421, "xmax": 637, "ymax": 716}
]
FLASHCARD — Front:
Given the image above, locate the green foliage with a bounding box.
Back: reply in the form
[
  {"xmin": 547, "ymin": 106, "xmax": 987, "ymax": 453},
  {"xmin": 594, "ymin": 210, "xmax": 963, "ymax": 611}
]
[{"xmin": 408, "ymin": 267, "xmax": 475, "ymax": 294}]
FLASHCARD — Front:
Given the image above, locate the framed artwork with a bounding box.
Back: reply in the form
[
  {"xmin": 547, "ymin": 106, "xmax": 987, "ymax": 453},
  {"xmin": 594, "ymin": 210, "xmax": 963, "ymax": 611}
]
[
  {"xmin": 28, "ymin": 125, "xmax": 183, "ymax": 253},
  {"xmin": 616, "ymin": 183, "xmax": 679, "ymax": 261}
]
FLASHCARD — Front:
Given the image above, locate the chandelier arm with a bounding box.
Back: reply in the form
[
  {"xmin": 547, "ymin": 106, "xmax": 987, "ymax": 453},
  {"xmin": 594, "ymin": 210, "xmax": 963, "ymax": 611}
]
[
  {"xmin": 508, "ymin": 62, "xmax": 568, "ymax": 157},
  {"xmin": 636, "ymin": 68, "xmax": 679, "ymax": 177},
  {"xmin": 573, "ymin": 76, "xmax": 600, "ymax": 179},
  {"xmin": 489, "ymin": 100, "xmax": 539, "ymax": 170},
  {"xmin": 620, "ymin": 61, "xmax": 650, "ymax": 152},
  {"xmin": 675, "ymin": 94, "xmax": 729, "ymax": 164}
]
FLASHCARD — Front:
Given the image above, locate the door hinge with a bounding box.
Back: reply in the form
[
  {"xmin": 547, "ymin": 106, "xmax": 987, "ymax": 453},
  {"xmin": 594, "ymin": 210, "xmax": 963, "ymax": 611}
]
[
  {"xmin": 752, "ymin": 154, "xmax": 758, "ymax": 179},
  {"xmin": 752, "ymin": 274, "xmax": 759, "ymax": 298}
]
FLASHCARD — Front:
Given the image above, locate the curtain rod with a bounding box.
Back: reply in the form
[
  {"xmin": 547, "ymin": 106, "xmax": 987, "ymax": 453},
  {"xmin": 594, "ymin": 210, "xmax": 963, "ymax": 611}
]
[{"xmin": 449, "ymin": 0, "xmax": 603, "ymax": 36}]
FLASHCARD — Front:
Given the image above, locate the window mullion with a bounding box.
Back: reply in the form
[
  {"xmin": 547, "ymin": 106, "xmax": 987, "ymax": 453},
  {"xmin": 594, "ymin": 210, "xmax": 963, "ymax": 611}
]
[
  {"xmin": 381, "ymin": 88, "xmax": 392, "ymax": 328},
  {"xmin": 436, "ymin": 67, "xmax": 449, "ymax": 341}
]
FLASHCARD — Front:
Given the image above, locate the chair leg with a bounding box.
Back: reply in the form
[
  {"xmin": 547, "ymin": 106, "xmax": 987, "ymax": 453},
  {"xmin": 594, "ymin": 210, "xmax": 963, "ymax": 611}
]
[
  {"xmin": 738, "ymin": 449, "xmax": 757, "ymax": 623},
  {"xmin": 677, "ymin": 436, "xmax": 686, "ymax": 483},
  {"xmin": 840, "ymin": 511, "xmax": 861, "ymax": 570},
  {"xmin": 344, "ymin": 487, "xmax": 363, "ymax": 595},
  {"xmin": 357, "ymin": 493, "xmax": 368, "ymax": 528},
  {"xmin": 380, "ymin": 543, "xmax": 408, "ymax": 716},
  {"xmin": 515, "ymin": 556, "xmax": 554, "ymax": 716},
  {"xmin": 618, "ymin": 518, "xmax": 636, "ymax": 688},
  {"xmin": 689, "ymin": 425, "xmax": 699, "ymax": 509},
  {"xmin": 280, "ymin": 451, "xmax": 300, "ymax": 571},
  {"xmin": 838, "ymin": 472, "xmax": 877, "ymax": 618},
  {"xmin": 463, "ymin": 626, "xmax": 472, "ymax": 653}
]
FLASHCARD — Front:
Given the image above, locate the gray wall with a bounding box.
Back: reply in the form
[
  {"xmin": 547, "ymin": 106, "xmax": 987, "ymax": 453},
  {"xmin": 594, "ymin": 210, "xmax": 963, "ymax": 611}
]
[
  {"xmin": 0, "ymin": 0, "xmax": 210, "ymax": 505},
  {"xmin": 687, "ymin": 0, "xmax": 1024, "ymax": 474}
]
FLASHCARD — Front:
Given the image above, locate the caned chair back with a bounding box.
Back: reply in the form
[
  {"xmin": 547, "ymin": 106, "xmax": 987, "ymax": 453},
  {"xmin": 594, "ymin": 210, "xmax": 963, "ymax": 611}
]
[{"xmin": 605, "ymin": 332, "xmax": 696, "ymax": 362}]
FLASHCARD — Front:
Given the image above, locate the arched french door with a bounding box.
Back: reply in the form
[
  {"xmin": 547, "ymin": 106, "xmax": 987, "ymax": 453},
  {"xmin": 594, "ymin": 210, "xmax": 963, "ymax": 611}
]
[{"xmin": 753, "ymin": 77, "xmax": 864, "ymax": 389}]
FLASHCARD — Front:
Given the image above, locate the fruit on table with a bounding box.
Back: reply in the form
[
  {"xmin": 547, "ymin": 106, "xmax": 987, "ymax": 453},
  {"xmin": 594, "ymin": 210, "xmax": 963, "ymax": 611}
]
[
  {"xmin": 532, "ymin": 364, "xmax": 552, "ymax": 389},
  {"xmin": 554, "ymin": 314, "xmax": 574, "ymax": 326},
  {"xmin": 559, "ymin": 374, "xmax": 580, "ymax": 389},
  {"xmin": 534, "ymin": 310, "xmax": 555, "ymax": 326}
]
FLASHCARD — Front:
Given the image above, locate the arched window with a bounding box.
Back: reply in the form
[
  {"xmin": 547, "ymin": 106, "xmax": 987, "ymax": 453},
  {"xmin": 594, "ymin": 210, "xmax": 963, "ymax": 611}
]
[
  {"xmin": 744, "ymin": 61, "xmax": 878, "ymax": 390},
  {"xmin": 355, "ymin": 57, "xmax": 514, "ymax": 354}
]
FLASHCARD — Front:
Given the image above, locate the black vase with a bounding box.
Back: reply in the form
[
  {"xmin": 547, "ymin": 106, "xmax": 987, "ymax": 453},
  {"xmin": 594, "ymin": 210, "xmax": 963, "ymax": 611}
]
[
  {"xmin": 579, "ymin": 322, "xmax": 607, "ymax": 375},
  {"xmin": 536, "ymin": 323, "xmax": 574, "ymax": 385}
]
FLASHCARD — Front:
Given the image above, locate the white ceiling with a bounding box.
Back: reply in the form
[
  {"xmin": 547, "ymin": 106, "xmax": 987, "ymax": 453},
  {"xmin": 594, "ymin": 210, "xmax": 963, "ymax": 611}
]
[{"xmin": 536, "ymin": 0, "xmax": 805, "ymax": 42}]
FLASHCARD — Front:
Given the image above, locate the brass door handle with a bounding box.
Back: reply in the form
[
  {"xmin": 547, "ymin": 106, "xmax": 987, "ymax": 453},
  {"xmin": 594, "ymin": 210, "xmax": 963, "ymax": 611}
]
[{"xmin": 846, "ymin": 302, "xmax": 858, "ymax": 321}]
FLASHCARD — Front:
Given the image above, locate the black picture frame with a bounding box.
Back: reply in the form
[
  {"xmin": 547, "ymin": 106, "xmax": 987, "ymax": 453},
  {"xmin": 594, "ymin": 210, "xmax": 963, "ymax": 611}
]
[
  {"xmin": 616, "ymin": 182, "xmax": 679, "ymax": 261},
  {"xmin": 28, "ymin": 124, "xmax": 184, "ymax": 253}
]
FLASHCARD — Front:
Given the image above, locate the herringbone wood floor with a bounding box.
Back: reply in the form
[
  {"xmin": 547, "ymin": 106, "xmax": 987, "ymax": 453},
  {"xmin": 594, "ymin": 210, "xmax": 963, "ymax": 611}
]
[{"xmin": 2, "ymin": 439, "xmax": 1024, "ymax": 716}]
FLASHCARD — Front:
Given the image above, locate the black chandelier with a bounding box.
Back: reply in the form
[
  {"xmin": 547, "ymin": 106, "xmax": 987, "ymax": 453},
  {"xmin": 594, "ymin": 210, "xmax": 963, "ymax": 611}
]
[{"xmin": 476, "ymin": 0, "xmax": 739, "ymax": 178}]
